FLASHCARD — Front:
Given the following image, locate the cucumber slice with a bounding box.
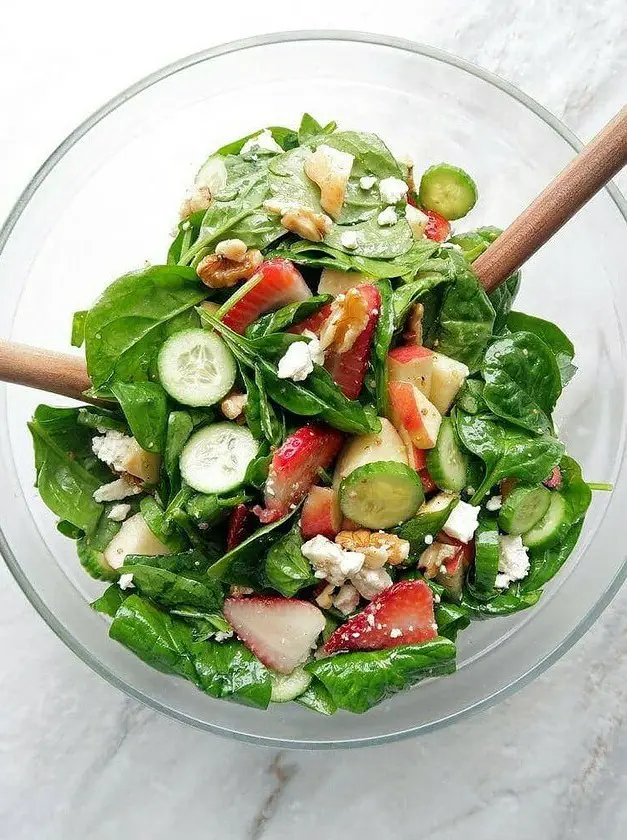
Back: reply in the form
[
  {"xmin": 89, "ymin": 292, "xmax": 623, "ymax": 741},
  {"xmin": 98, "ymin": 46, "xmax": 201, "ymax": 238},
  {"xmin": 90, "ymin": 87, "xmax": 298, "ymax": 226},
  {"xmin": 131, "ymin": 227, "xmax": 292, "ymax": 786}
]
[
  {"xmin": 474, "ymin": 517, "xmax": 500, "ymax": 591},
  {"xmin": 522, "ymin": 493, "xmax": 569, "ymax": 549},
  {"xmin": 418, "ymin": 164, "xmax": 478, "ymax": 221},
  {"xmin": 157, "ymin": 329, "xmax": 236, "ymax": 407},
  {"xmin": 77, "ymin": 540, "xmax": 117, "ymax": 581},
  {"xmin": 427, "ymin": 418, "xmax": 468, "ymax": 492},
  {"xmin": 270, "ymin": 666, "xmax": 312, "ymax": 703},
  {"xmin": 339, "ymin": 461, "xmax": 424, "ymax": 529},
  {"xmin": 498, "ymin": 485, "xmax": 551, "ymax": 535},
  {"xmin": 180, "ymin": 423, "xmax": 259, "ymax": 494}
]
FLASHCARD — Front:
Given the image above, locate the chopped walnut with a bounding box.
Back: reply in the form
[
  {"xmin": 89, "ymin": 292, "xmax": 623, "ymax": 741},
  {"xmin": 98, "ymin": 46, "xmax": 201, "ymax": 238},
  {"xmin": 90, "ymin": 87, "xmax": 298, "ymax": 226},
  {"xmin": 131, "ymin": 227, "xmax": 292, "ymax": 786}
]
[
  {"xmin": 403, "ymin": 302, "xmax": 424, "ymax": 346},
  {"xmin": 229, "ymin": 585, "xmax": 254, "ymax": 597},
  {"xmin": 180, "ymin": 186, "xmax": 212, "ymax": 219},
  {"xmin": 319, "ymin": 288, "xmax": 369, "ymax": 353},
  {"xmin": 419, "ymin": 542, "xmax": 457, "ymax": 579},
  {"xmin": 196, "ymin": 249, "xmax": 262, "ymax": 288},
  {"xmin": 333, "ymin": 583, "xmax": 360, "ymax": 615},
  {"xmin": 336, "ymin": 530, "xmax": 410, "ymax": 568},
  {"xmin": 280, "ymin": 207, "xmax": 333, "ymax": 242},
  {"xmin": 220, "ymin": 391, "xmax": 248, "ymax": 421},
  {"xmin": 215, "ymin": 238, "xmax": 248, "ymax": 262},
  {"xmin": 315, "ymin": 583, "xmax": 336, "ymax": 609}
]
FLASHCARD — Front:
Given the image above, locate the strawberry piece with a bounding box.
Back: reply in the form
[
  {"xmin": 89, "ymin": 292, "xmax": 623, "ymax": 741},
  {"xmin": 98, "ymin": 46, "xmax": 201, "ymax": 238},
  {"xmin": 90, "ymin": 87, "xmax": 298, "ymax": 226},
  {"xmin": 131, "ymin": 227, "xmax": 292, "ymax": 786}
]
[
  {"xmin": 424, "ymin": 210, "xmax": 451, "ymax": 243},
  {"xmin": 224, "ymin": 596, "xmax": 326, "ymax": 674},
  {"xmin": 437, "ymin": 533, "xmax": 475, "ymax": 568},
  {"xmin": 543, "ymin": 466, "xmax": 563, "ymax": 490},
  {"xmin": 340, "ymin": 517, "xmax": 360, "ymax": 531},
  {"xmin": 221, "ymin": 258, "xmax": 311, "ymax": 334},
  {"xmin": 254, "ymin": 424, "xmax": 344, "ymax": 524},
  {"xmin": 420, "ymin": 468, "xmax": 438, "ymax": 495},
  {"xmin": 226, "ymin": 504, "xmax": 253, "ymax": 551},
  {"xmin": 288, "ymin": 303, "xmax": 333, "ymax": 336},
  {"xmin": 324, "ymin": 284, "xmax": 381, "ymax": 399},
  {"xmin": 323, "ymin": 579, "xmax": 437, "ymax": 654},
  {"xmin": 300, "ymin": 486, "xmax": 341, "ymax": 539}
]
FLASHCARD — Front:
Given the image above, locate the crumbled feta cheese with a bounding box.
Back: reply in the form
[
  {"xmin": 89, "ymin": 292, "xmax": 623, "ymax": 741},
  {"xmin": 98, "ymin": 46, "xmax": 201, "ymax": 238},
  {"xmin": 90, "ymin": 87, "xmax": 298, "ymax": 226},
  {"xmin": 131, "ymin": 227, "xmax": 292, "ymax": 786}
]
[
  {"xmin": 359, "ymin": 175, "xmax": 376, "ymax": 190},
  {"xmin": 351, "ymin": 567, "xmax": 393, "ymax": 600},
  {"xmin": 466, "ymin": 487, "xmax": 475, "ymax": 496},
  {"xmin": 486, "ymin": 495, "xmax": 503, "ymax": 512},
  {"xmin": 424, "ymin": 533, "xmax": 434, "ymax": 545},
  {"xmin": 107, "ymin": 503, "xmax": 131, "ymax": 522},
  {"xmin": 333, "ymin": 583, "xmax": 360, "ymax": 616},
  {"xmin": 301, "ymin": 330, "xmax": 325, "ymax": 365},
  {"xmin": 390, "ymin": 628, "xmax": 403, "ymax": 639},
  {"xmin": 340, "ymin": 230, "xmax": 360, "ymax": 250},
  {"xmin": 301, "ymin": 535, "xmax": 365, "ymax": 587},
  {"xmin": 215, "ymin": 238, "xmax": 247, "ymax": 262},
  {"xmin": 441, "ymin": 242, "xmax": 463, "ymax": 251},
  {"xmin": 276, "ymin": 340, "xmax": 315, "ymax": 382},
  {"xmin": 442, "ymin": 501, "xmax": 480, "ymax": 543},
  {"xmin": 92, "ymin": 430, "xmax": 135, "ymax": 473},
  {"xmin": 379, "ymin": 177, "xmax": 409, "ymax": 205},
  {"xmin": 377, "ymin": 206, "xmax": 398, "ymax": 226},
  {"xmin": 495, "ymin": 535, "xmax": 530, "ymax": 589},
  {"xmin": 214, "ymin": 630, "xmax": 234, "ymax": 642},
  {"xmin": 118, "ymin": 573, "xmax": 134, "ymax": 590},
  {"xmin": 405, "ymin": 204, "xmax": 429, "ymax": 238},
  {"xmin": 240, "ymin": 129, "xmax": 282, "ymax": 158},
  {"xmin": 93, "ymin": 476, "xmax": 142, "ymax": 503}
]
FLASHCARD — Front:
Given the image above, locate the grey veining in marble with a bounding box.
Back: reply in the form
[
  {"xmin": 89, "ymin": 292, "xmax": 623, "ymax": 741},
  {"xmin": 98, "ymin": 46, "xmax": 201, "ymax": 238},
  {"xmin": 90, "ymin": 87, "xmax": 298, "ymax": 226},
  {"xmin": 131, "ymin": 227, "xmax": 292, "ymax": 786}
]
[{"xmin": 1, "ymin": 1, "xmax": 627, "ymax": 838}]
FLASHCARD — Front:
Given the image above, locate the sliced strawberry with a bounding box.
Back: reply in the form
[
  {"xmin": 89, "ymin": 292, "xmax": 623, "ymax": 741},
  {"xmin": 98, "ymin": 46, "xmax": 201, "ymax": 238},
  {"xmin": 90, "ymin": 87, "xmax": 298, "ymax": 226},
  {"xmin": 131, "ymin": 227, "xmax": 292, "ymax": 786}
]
[
  {"xmin": 543, "ymin": 466, "xmax": 563, "ymax": 490},
  {"xmin": 424, "ymin": 210, "xmax": 451, "ymax": 243},
  {"xmin": 420, "ymin": 468, "xmax": 438, "ymax": 495},
  {"xmin": 323, "ymin": 579, "xmax": 437, "ymax": 654},
  {"xmin": 254, "ymin": 424, "xmax": 344, "ymax": 524},
  {"xmin": 226, "ymin": 504, "xmax": 253, "ymax": 551},
  {"xmin": 324, "ymin": 284, "xmax": 381, "ymax": 399},
  {"xmin": 340, "ymin": 516, "xmax": 360, "ymax": 531},
  {"xmin": 289, "ymin": 303, "xmax": 333, "ymax": 336},
  {"xmin": 437, "ymin": 533, "xmax": 475, "ymax": 568},
  {"xmin": 223, "ymin": 596, "xmax": 326, "ymax": 674},
  {"xmin": 221, "ymin": 258, "xmax": 311, "ymax": 334},
  {"xmin": 300, "ymin": 486, "xmax": 341, "ymax": 539},
  {"xmin": 434, "ymin": 537, "xmax": 474, "ymax": 600}
]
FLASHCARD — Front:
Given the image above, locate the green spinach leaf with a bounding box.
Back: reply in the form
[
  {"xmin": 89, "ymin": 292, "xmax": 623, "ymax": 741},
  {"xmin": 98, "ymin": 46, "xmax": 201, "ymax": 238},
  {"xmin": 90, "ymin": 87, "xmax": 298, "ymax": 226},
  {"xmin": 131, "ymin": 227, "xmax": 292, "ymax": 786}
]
[
  {"xmin": 295, "ymin": 678, "xmax": 337, "ymax": 715},
  {"xmin": 91, "ymin": 584, "xmax": 131, "ymax": 617},
  {"xmin": 265, "ymin": 525, "xmax": 315, "ymax": 596},
  {"xmin": 507, "ymin": 311, "xmax": 577, "ymax": 386},
  {"xmin": 522, "ymin": 518, "xmax": 584, "ymax": 592},
  {"xmin": 164, "ymin": 411, "xmax": 194, "ymax": 495},
  {"xmin": 77, "ymin": 405, "xmax": 128, "ymax": 434},
  {"xmin": 324, "ymin": 214, "xmax": 413, "ymax": 259},
  {"xmin": 121, "ymin": 563, "xmax": 224, "ymax": 611},
  {"xmin": 71, "ymin": 310, "xmax": 88, "ymax": 348},
  {"xmin": 459, "ymin": 586, "xmax": 542, "ymax": 618},
  {"xmin": 245, "ymin": 295, "xmax": 332, "ymax": 339},
  {"xmin": 372, "ymin": 279, "xmax": 394, "ymax": 416},
  {"xmin": 297, "ymin": 113, "xmax": 337, "ymax": 144},
  {"xmin": 435, "ymin": 603, "xmax": 471, "ymax": 641},
  {"xmin": 111, "ymin": 380, "xmax": 168, "ymax": 453}
]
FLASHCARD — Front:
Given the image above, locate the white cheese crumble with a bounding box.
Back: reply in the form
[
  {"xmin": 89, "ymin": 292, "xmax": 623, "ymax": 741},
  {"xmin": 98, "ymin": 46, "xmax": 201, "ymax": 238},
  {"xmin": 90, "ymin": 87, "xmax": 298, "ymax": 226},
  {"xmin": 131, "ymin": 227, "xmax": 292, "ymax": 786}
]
[
  {"xmin": 377, "ymin": 206, "xmax": 398, "ymax": 227},
  {"xmin": 485, "ymin": 495, "xmax": 503, "ymax": 512},
  {"xmin": 92, "ymin": 430, "xmax": 136, "ymax": 474},
  {"xmin": 442, "ymin": 501, "xmax": 480, "ymax": 544},
  {"xmin": 93, "ymin": 476, "xmax": 142, "ymax": 503},
  {"xmin": 107, "ymin": 503, "xmax": 131, "ymax": 522},
  {"xmin": 495, "ymin": 535, "xmax": 530, "ymax": 589},
  {"xmin": 390, "ymin": 628, "xmax": 403, "ymax": 639},
  {"xmin": 340, "ymin": 230, "xmax": 360, "ymax": 250},
  {"xmin": 405, "ymin": 204, "xmax": 430, "ymax": 238},
  {"xmin": 333, "ymin": 583, "xmax": 360, "ymax": 616},
  {"xmin": 379, "ymin": 176, "xmax": 409, "ymax": 205},
  {"xmin": 301, "ymin": 535, "xmax": 365, "ymax": 587},
  {"xmin": 240, "ymin": 129, "xmax": 282, "ymax": 158},
  {"xmin": 424, "ymin": 533, "xmax": 434, "ymax": 545},
  {"xmin": 214, "ymin": 630, "xmax": 234, "ymax": 642},
  {"xmin": 276, "ymin": 332, "xmax": 323, "ymax": 382},
  {"xmin": 351, "ymin": 567, "xmax": 393, "ymax": 600},
  {"xmin": 118, "ymin": 573, "xmax": 134, "ymax": 590},
  {"xmin": 359, "ymin": 175, "xmax": 376, "ymax": 190}
]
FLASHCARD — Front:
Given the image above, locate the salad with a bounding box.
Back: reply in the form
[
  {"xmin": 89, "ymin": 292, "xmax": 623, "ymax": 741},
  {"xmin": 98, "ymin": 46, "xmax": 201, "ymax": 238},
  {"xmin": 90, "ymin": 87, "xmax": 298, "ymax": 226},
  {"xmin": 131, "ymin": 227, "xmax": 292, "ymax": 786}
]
[{"xmin": 28, "ymin": 114, "xmax": 602, "ymax": 716}]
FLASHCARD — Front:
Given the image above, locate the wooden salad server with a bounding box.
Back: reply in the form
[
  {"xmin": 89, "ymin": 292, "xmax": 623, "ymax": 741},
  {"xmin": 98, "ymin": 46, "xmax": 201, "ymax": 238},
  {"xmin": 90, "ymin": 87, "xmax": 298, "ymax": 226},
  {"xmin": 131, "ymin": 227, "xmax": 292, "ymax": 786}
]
[{"xmin": 0, "ymin": 107, "xmax": 625, "ymax": 403}]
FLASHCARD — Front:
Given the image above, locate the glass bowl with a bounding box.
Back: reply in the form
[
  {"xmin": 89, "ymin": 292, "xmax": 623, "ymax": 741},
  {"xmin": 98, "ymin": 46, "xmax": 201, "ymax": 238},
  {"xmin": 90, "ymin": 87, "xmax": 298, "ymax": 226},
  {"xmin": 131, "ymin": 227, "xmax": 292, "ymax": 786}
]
[{"xmin": 1, "ymin": 32, "xmax": 626, "ymax": 749}]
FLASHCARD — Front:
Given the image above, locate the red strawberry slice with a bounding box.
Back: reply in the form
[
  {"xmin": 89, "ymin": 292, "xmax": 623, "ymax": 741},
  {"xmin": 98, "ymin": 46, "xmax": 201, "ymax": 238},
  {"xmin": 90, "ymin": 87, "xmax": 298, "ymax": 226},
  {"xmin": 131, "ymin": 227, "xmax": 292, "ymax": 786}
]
[
  {"xmin": 300, "ymin": 486, "xmax": 341, "ymax": 539},
  {"xmin": 289, "ymin": 303, "xmax": 333, "ymax": 336},
  {"xmin": 254, "ymin": 424, "xmax": 344, "ymax": 524},
  {"xmin": 223, "ymin": 596, "xmax": 326, "ymax": 674},
  {"xmin": 226, "ymin": 504, "xmax": 254, "ymax": 551},
  {"xmin": 424, "ymin": 210, "xmax": 451, "ymax": 243},
  {"xmin": 419, "ymin": 468, "xmax": 438, "ymax": 495},
  {"xmin": 324, "ymin": 284, "xmax": 381, "ymax": 399},
  {"xmin": 323, "ymin": 579, "xmax": 437, "ymax": 654},
  {"xmin": 437, "ymin": 533, "xmax": 475, "ymax": 568},
  {"xmin": 221, "ymin": 258, "xmax": 311, "ymax": 334}
]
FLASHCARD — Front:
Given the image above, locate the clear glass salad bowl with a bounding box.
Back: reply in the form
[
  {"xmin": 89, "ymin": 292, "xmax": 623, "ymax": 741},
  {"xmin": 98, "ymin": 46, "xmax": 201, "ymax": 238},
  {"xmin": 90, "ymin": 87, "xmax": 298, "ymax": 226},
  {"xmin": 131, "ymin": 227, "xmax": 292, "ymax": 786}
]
[{"xmin": 1, "ymin": 32, "xmax": 626, "ymax": 749}]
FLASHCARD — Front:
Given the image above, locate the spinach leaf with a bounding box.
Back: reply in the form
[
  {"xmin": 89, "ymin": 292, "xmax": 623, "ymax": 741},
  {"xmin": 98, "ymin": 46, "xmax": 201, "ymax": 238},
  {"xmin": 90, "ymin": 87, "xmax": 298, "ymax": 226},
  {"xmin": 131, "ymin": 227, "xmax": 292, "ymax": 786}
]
[
  {"xmin": 57, "ymin": 520, "xmax": 83, "ymax": 539},
  {"xmin": 507, "ymin": 311, "xmax": 577, "ymax": 386},
  {"xmin": 185, "ymin": 492, "xmax": 246, "ymax": 526},
  {"xmin": 394, "ymin": 495, "xmax": 458, "ymax": 559},
  {"xmin": 255, "ymin": 367, "xmax": 284, "ymax": 447},
  {"xmin": 121, "ymin": 563, "xmax": 224, "ymax": 611},
  {"xmin": 481, "ymin": 332, "xmax": 562, "ymax": 435},
  {"xmin": 489, "ymin": 272, "xmax": 521, "ymax": 334},
  {"xmin": 138, "ymin": 496, "xmax": 188, "ymax": 552},
  {"xmin": 392, "ymin": 271, "xmax": 453, "ymax": 330},
  {"xmin": 168, "ymin": 210, "xmax": 205, "ymax": 265},
  {"xmin": 265, "ymin": 525, "xmax": 315, "ymax": 596},
  {"xmin": 170, "ymin": 606, "xmax": 231, "ymax": 642},
  {"xmin": 110, "ymin": 381, "xmax": 168, "ymax": 453},
  {"xmin": 560, "ymin": 455, "xmax": 593, "ymax": 523},
  {"xmin": 324, "ymin": 214, "xmax": 413, "ymax": 259},
  {"xmin": 455, "ymin": 411, "xmax": 565, "ymax": 502},
  {"xmin": 459, "ymin": 586, "xmax": 542, "ymax": 618},
  {"xmin": 84, "ymin": 264, "xmax": 207, "ymax": 391},
  {"xmin": 91, "ymin": 584, "xmax": 131, "ymax": 617},
  {"xmin": 297, "ymin": 113, "xmax": 337, "ymax": 144},
  {"xmin": 454, "ymin": 379, "xmax": 486, "ymax": 414},
  {"xmin": 164, "ymin": 411, "xmax": 194, "ymax": 495},
  {"xmin": 295, "ymin": 678, "xmax": 337, "ymax": 715},
  {"xmin": 125, "ymin": 548, "xmax": 213, "ymax": 574},
  {"xmin": 372, "ymin": 279, "xmax": 394, "ymax": 416},
  {"xmin": 77, "ymin": 405, "xmax": 128, "ymax": 434},
  {"xmin": 109, "ymin": 595, "xmax": 271, "ymax": 708},
  {"xmin": 268, "ymin": 145, "xmax": 323, "ymax": 211},
  {"xmin": 245, "ymin": 295, "xmax": 332, "ymax": 339},
  {"xmin": 71, "ymin": 310, "xmax": 87, "ymax": 348},
  {"xmin": 77, "ymin": 503, "xmax": 127, "ymax": 580},
  {"xmin": 435, "ymin": 603, "xmax": 471, "ymax": 641},
  {"xmin": 307, "ymin": 639, "xmax": 457, "ymax": 713},
  {"xmin": 216, "ymin": 126, "xmax": 298, "ymax": 156},
  {"xmin": 522, "ymin": 518, "xmax": 584, "ymax": 592}
]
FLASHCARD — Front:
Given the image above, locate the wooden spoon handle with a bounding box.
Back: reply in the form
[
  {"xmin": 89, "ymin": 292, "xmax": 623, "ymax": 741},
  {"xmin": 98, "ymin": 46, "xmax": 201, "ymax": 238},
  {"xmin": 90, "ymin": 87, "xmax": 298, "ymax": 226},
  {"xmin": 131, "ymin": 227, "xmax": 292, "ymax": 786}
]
[
  {"xmin": 0, "ymin": 340, "xmax": 93, "ymax": 402},
  {"xmin": 473, "ymin": 106, "xmax": 627, "ymax": 292}
]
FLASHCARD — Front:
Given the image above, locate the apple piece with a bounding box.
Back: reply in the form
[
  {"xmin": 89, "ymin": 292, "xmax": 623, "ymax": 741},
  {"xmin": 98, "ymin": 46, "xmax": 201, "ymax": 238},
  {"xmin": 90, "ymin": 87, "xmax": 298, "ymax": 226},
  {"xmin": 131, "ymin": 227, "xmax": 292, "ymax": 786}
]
[
  {"xmin": 388, "ymin": 344, "xmax": 434, "ymax": 397},
  {"xmin": 435, "ymin": 535, "xmax": 474, "ymax": 600},
  {"xmin": 104, "ymin": 512, "xmax": 170, "ymax": 570},
  {"xmin": 429, "ymin": 352, "xmax": 469, "ymax": 414},
  {"xmin": 318, "ymin": 269, "xmax": 369, "ymax": 297},
  {"xmin": 333, "ymin": 417, "xmax": 408, "ymax": 489},
  {"xmin": 301, "ymin": 486, "xmax": 342, "ymax": 539},
  {"xmin": 122, "ymin": 441, "xmax": 161, "ymax": 485},
  {"xmin": 388, "ymin": 381, "xmax": 442, "ymax": 449},
  {"xmin": 304, "ymin": 144, "xmax": 354, "ymax": 220}
]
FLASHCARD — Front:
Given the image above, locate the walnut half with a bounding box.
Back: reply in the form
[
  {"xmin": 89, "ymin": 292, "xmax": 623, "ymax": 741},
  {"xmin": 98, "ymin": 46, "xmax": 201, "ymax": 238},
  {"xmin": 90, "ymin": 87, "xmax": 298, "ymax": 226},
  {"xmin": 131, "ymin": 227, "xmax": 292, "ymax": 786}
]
[
  {"xmin": 196, "ymin": 249, "xmax": 262, "ymax": 289},
  {"xmin": 335, "ymin": 530, "xmax": 410, "ymax": 568}
]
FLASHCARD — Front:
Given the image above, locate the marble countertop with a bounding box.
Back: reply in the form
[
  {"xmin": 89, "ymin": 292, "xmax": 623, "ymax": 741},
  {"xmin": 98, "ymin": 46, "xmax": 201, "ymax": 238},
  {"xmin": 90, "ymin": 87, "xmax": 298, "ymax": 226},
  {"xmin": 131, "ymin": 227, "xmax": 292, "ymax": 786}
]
[{"xmin": 1, "ymin": 2, "xmax": 626, "ymax": 838}]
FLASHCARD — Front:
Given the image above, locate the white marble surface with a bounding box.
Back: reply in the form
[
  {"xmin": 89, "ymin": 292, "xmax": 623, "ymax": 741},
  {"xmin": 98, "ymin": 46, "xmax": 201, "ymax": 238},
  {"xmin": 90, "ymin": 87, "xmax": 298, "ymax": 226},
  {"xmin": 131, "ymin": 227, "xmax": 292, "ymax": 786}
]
[{"xmin": 1, "ymin": 2, "xmax": 627, "ymax": 837}]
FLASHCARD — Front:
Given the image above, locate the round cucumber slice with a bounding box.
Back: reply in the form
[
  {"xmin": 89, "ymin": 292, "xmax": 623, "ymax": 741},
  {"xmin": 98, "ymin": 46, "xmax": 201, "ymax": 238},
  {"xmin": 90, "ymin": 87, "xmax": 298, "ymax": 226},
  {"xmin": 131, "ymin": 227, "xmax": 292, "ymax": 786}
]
[
  {"xmin": 339, "ymin": 461, "xmax": 424, "ymax": 529},
  {"xmin": 426, "ymin": 418, "xmax": 468, "ymax": 492},
  {"xmin": 522, "ymin": 492, "xmax": 569, "ymax": 549},
  {"xmin": 180, "ymin": 423, "xmax": 259, "ymax": 494},
  {"xmin": 418, "ymin": 164, "xmax": 478, "ymax": 221},
  {"xmin": 157, "ymin": 329, "xmax": 236, "ymax": 407},
  {"xmin": 498, "ymin": 485, "xmax": 551, "ymax": 535},
  {"xmin": 474, "ymin": 517, "xmax": 500, "ymax": 592},
  {"xmin": 270, "ymin": 667, "xmax": 312, "ymax": 703}
]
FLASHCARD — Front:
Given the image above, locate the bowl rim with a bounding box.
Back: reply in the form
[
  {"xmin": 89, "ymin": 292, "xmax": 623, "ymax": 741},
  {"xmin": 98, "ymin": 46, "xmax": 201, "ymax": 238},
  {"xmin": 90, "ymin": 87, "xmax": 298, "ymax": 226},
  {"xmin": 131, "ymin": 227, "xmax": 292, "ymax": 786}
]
[{"xmin": 1, "ymin": 29, "xmax": 627, "ymax": 750}]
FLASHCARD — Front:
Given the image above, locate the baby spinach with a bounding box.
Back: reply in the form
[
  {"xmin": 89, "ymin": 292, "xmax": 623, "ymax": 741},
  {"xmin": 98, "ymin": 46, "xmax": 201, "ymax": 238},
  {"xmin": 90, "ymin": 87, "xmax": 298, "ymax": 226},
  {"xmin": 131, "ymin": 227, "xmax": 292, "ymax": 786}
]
[
  {"xmin": 394, "ymin": 496, "xmax": 459, "ymax": 559},
  {"xmin": 297, "ymin": 113, "xmax": 337, "ymax": 144},
  {"xmin": 91, "ymin": 584, "xmax": 130, "ymax": 617},
  {"xmin": 435, "ymin": 603, "xmax": 471, "ymax": 641},
  {"xmin": 71, "ymin": 310, "xmax": 87, "ymax": 348},
  {"xmin": 372, "ymin": 279, "xmax": 394, "ymax": 416},
  {"xmin": 324, "ymin": 214, "xmax": 413, "ymax": 259},
  {"xmin": 164, "ymin": 411, "xmax": 194, "ymax": 495},
  {"xmin": 84, "ymin": 264, "xmax": 207, "ymax": 391},
  {"xmin": 255, "ymin": 367, "xmax": 284, "ymax": 447},
  {"xmin": 459, "ymin": 586, "xmax": 542, "ymax": 618},
  {"xmin": 522, "ymin": 518, "xmax": 584, "ymax": 592},
  {"xmin": 77, "ymin": 405, "xmax": 128, "ymax": 434},
  {"xmin": 216, "ymin": 126, "xmax": 298, "ymax": 156},
  {"xmin": 168, "ymin": 210, "xmax": 204, "ymax": 265},
  {"xmin": 507, "ymin": 311, "xmax": 577, "ymax": 386},
  {"xmin": 121, "ymin": 563, "xmax": 224, "ymax": 612},
  {"xmin": 295, "ymin": 678, "xmax": 338, "ymax": 716},
  {"xmin": 264, "ymin": 525, "xmax": 315, "ymax": 597},
  {"xmin": 455, "ymin": 411, "xmax": 565, "ymax": 502},
  {"xmin": 185, "ymin": 492, "xmax": 246, "ymax": 526},
  {"xmin": 109, "ymin": 595, "xmax": 271, "ymax": 708},
  {"xmin": 489, "ymin": 272, "xmax": 521, "ymax": 334},
  {"xmin": 139, "ymin": 497, "xmax": 188, "ymax": 552},
  {"xmin": 481, "ymin": 332, "xmax": 562, "ymax": 435},
  {"xmin": 454, "ymin": 379, "xmax": 486, "ymax": 415},
  {"xmin": 245, "ymin": 295, "xmax": 332, "ymax": 339},
  {"xmin": 392, "ymin": 271, "xmax": 453, "ymax": 330},
  {"xmin": 110, "ymin": 381, "xmax": 168, "ymax": 453},
  {"xmin": 307, "ymin": 639, "xmax": 457, "ymax": 713}
]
